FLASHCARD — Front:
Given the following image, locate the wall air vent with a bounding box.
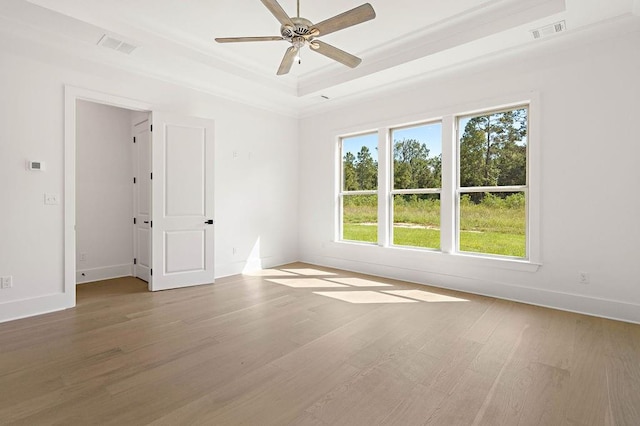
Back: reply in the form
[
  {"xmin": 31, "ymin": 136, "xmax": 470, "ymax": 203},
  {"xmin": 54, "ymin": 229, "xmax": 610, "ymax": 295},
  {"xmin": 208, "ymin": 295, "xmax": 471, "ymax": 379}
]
[
  {"xmin": 531, "ymin": 20, "xmax": 566, "ymax": 40},
  {"xmin": 97, "ymin": 34, "xmax": 138, "ymax": 55}
]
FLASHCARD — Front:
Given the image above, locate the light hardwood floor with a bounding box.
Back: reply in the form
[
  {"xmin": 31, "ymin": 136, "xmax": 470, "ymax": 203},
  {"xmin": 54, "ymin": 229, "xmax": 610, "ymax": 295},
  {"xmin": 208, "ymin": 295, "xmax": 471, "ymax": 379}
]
[{"xmin": 1, "ymin": 262, "xmax": 639, "ymax": 425}]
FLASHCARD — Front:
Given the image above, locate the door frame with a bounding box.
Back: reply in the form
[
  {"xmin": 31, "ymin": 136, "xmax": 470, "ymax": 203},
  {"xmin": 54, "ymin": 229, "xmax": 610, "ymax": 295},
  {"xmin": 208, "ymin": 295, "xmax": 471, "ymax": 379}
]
[{"xmin": 64, "ymin": 86, "xmax": 152, "ymax": 306}]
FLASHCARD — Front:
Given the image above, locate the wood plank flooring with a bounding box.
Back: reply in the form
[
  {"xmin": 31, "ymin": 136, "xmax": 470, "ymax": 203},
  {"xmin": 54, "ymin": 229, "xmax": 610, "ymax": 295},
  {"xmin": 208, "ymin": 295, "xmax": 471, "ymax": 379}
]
[{"xmin": 1, "ymin": 262, "xmax": 639, "ymax": 425}]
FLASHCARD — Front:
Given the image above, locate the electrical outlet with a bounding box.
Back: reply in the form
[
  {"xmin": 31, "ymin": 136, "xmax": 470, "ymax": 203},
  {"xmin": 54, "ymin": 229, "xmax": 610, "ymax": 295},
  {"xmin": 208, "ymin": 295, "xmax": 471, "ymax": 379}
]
[
  {"xmin": 79, "ymin": 253, "xmax": 87, "ymax": 262},
  {"xmin": 579, "ymin": 272, "xmax": 590, "ymax": 284},
  {"xmin": 1, "ymin": 276, "xmax": 12, "ymax": 289},
  {"xmin": 232, "ymin": 247, "xmax": 237, "ymax": 255},
  {"xmin": 44, "ymin": 193, "xmax": 59, "ymax": 205}
]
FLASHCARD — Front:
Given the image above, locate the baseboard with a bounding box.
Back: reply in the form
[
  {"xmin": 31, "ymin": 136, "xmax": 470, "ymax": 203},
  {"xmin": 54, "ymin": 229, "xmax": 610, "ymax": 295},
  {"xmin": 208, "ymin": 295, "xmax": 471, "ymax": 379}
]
[
  {"xmin": 215, "ymin": 255, "xmax": 298, "ymax": 279},
  {"xmin": 302, "ymin": 254, "xmax": 640, "ymax": 325},
  {"xmin": 0, "ymin": 292, "xmax": 74, "ymax": 324},
  {"xmin": 76, "ymin": 263, "xmax": 133, "ymax": 284}
]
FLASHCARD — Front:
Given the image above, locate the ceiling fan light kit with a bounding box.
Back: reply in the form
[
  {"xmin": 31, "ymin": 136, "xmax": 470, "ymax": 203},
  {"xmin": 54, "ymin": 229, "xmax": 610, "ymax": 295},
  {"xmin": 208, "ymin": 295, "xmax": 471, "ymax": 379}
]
[{"xmin": 215, "ymin": 0, "xmax": 376, "ymax": 75}]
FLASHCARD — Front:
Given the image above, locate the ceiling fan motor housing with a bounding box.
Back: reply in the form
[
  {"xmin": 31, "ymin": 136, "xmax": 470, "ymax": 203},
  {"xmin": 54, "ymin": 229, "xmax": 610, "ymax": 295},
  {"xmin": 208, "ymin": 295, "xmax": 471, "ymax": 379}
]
[{"xmin": 281, "ymin": 17, "xmax": 313, "ymax": 41}]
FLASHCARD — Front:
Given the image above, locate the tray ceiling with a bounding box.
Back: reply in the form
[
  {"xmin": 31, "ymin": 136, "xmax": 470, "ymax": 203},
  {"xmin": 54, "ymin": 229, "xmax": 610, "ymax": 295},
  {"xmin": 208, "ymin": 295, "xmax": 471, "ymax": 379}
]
[{"xmin": 0, "ymin": 0, "xmax": 636, "ymax": 115}]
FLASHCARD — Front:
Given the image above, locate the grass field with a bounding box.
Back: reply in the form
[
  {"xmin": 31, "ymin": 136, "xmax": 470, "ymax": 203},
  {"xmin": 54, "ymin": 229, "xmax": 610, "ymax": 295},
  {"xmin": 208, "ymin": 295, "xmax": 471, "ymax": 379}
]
[{"xmin": 343, "ymin": 193, "xmax": 526, "ymax": 257}]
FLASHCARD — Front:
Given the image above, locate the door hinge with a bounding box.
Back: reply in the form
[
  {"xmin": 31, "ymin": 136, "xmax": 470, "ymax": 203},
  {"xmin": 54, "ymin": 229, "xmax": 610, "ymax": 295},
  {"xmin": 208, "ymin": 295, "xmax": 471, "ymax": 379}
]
[
  {"xmin": 133, "ymin": 136, "xmax": 136, "ymax": 143},
  {"xmin": 133, "ymin": 217, "xmax": 137, "ymax": 225},
  {"xmin": 134, "ymin": 258, "xmax": 137, "ymax": 265},
  {"xmin": 150, "ymin": 124, "xmax": 153, "ymax": 132},
  {"xmin": 133, "ymin": 177, "xmax": 136, "ymax": 184},
  {"xmin": 150, "ymin": 221, "xmax": 153, "ymax": 228},
  {"xmin": 150, "ymin": 269, "xmax": 153, "ymax": 276},
  {"xmin": 150, "ymin": 173, "xmax": 153, "ymax": 180}
]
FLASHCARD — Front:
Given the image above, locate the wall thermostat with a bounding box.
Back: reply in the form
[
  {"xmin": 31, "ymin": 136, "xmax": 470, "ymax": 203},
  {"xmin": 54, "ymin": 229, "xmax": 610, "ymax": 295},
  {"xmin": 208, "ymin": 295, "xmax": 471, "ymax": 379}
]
[{"xmin": 27, "ymin": 161, "xmax": 45, "ymax": 171}]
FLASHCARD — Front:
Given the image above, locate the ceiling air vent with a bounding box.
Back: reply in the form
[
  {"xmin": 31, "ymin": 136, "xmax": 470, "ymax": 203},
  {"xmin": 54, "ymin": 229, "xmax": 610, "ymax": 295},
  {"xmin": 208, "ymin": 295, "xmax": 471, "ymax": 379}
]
[
  {"xmin": 97, "ymin": 34, "xmax": 138, "ymax": 55},
  {"xmin": 531, "ymin": 20, "xmax": 566, "ymax": 40}
]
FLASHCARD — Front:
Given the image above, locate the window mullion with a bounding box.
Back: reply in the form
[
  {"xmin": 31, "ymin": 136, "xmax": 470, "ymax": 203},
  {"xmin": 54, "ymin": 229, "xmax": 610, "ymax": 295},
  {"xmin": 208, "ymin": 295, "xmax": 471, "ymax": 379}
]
[
  {"xmin": 391, "ymin": 188, "xmax": 441, "ymax": 195},
  {"xmin": 378, "ymin": 127, "xmax": 390, "ymax": 247},
  {"xmin": 459, "ymin": 185, "xmax": 527, "ymax": 193},
  {"xmin": 342, "ymin": 190, "xmax": 377, "ymax": 196},
  {"xmin": 440, "ymin": 115, "xmax": 455, "ymax": 254}
]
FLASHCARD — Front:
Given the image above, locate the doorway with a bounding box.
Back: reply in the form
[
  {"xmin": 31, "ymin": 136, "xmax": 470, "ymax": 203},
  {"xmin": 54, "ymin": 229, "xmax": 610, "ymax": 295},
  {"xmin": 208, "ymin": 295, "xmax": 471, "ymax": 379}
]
[
  {"xmin": 64, "ymin": 86, "xmax": 216, "ymax": 308},
  {"xmin": 75, "ymin": 100, "xmax": 151, "ymax": 287}
]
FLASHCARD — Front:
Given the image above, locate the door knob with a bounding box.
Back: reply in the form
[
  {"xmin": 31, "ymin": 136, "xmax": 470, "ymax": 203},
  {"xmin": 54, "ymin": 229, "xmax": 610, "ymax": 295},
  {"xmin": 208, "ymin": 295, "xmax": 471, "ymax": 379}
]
[{"xmin": 205, "ymin": 219, "xmax": 214, "ymax": 225}]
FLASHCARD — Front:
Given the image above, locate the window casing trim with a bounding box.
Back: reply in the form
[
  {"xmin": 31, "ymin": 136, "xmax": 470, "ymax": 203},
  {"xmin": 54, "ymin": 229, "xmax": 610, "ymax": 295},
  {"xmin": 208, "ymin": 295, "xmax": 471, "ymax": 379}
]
[{"xmin": 334, "ymin": 91, "xmax": 541, "ymax": 268}]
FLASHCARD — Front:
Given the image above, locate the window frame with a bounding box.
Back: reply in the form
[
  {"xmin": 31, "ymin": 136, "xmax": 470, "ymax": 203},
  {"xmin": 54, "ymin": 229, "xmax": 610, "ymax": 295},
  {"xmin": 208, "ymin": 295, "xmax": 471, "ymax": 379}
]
[
  {"xmin": 333, "ymin": 92, "xmax": 541, "ymax": 270},
  {"xmin": 389, "ymin": 120, "xmax": 443, "ymax": 251},
  {"xmin": 455, "ymin": 105, "xmax": 530, "ymax": 260},
  {"xmin": 338, "ymin": 132, "xmax": 379, "ymax": 245}
]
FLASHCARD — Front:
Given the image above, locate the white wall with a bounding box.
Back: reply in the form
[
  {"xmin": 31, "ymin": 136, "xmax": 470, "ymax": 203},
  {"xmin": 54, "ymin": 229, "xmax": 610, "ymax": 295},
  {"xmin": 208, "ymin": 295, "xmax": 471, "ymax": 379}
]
[
  {"xmin": 2, "ymin": 15, "xmax": 638, "ymax": 325},
  {"xmin": 299, "ymin": 26, "xmax": 640, "ymax": 323},
  {"xmin": 76, "ymin": 100, "xmax": 134, "ymax": 284},
  {"xmin": 0, "ymin": 42, "xmax": 299, "ymax": 322}
]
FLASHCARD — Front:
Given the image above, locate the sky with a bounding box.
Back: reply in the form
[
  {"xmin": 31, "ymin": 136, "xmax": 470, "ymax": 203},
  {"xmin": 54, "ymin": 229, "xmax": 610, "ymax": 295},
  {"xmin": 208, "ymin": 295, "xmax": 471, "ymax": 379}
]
[
  {"xmin": 342, "ymin": 112, "xmax": 526, "ymax": 162},
  {"xmin": 343, "ymin": 122, "xmax": 443, "ymax": 162}
]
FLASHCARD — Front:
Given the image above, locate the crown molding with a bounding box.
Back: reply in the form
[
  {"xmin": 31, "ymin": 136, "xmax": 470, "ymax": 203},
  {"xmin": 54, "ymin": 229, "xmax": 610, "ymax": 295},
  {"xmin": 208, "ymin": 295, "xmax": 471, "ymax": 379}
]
[
  {"xmin": 297, "ymin": 13, "xmax": 640, "ymax": 118},
  {"xmin": 297, "ymin": 0, "xmax": 566, "ymax": 96}
]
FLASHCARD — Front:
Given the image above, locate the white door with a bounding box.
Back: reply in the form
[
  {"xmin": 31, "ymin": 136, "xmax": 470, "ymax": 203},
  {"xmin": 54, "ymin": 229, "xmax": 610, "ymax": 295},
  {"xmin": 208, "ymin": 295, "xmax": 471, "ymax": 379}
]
[
  {"xmin": 133, "ymin": 118, "xmax": 151, "ymax": 282},
  {"xmin": 150, "ymin": 112, "xmax": 215, "ymax": 291}
]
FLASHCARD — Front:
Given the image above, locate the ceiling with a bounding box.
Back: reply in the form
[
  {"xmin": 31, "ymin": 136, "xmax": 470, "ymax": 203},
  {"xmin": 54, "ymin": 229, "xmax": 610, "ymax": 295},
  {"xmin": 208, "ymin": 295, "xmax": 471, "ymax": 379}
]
[{"xmin": 0, "ymin": 0, "xmax": 638, "ymax": 116}]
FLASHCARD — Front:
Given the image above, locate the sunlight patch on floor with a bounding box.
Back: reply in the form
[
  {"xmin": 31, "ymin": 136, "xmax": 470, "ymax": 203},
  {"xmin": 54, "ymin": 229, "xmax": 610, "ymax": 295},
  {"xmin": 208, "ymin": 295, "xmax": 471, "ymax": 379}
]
[
  {"xmin": 243, "ymin": 269, "xmax": 297, "ymax": 277},
  {"xmin": 266, "ymin": 278, "xmax": 348, "ymax": 288},
  {"xmin": 325, "ymin": 277, "xmax": 393, "ymax": 287},
  {"xmin": 313, "ymin": 291, "xmax": 418, "ymax": 304},
  {"xmin": 383, "ymin": 290, "xmax": 468, "ymax": 302},
  {"xmin": 281, "ymin": 268, "xmax": 338, "ymax": 276}
]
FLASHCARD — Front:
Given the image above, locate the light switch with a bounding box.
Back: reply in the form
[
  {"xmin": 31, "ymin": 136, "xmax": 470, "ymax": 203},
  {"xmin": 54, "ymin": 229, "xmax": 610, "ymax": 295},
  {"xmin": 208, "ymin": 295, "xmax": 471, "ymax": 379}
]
[{"xmin": 1, "ymin": 276, "xmax": 12, "ymax": 289}]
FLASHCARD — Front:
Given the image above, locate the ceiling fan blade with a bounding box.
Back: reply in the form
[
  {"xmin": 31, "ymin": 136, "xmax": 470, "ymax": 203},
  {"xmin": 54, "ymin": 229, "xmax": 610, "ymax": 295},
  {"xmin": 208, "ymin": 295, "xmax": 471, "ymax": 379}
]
[
  {"xmin": 215, "ymin": 36, "xmax": 284, "ymax": 43},
  {"xmin": 312, "ymin": 3, "xmax": 376, "ymax": 37},
  {"xmin": 277, "ymin": 46, "xmax": 298, "ymax": 75},
  {"xmin": 260, "ymin": 0, "xmax": 294, "ymax": 27},
  {"xmin": 310, "ymin": 40, "xmax": 362, "ymax": 68}
]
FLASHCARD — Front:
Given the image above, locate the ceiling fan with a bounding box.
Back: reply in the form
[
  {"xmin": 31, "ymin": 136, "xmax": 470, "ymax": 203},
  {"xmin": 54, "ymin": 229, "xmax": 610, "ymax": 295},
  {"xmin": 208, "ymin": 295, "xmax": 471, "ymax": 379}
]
[{"xmin": 215, "ymin": 0, "xmax": 376, "ymax": 75}]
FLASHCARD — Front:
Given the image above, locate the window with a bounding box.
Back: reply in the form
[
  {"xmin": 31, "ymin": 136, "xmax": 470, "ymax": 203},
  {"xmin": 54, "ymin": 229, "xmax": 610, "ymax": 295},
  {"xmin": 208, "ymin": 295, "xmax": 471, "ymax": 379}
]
[
  {"xmin": 336, "ymin": 99, "xmax": 537, "ymax": 265},
  {"xmin": 457, "ymin": 106, "xmax": 528, "ymax": 258},
  {"xmin": 391, "ymin": 122, "xmax": 442, "ymax": 250},
  {"xmin": 340, "ymin": 133, "xmax": 378, "ymax": 244}
]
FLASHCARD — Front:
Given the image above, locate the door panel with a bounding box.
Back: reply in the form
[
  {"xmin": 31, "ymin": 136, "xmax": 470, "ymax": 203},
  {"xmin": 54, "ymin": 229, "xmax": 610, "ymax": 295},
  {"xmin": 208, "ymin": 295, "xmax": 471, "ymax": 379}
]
[
  {"xmin": 133, "ymin": 119, "xmax": 151, "ymax": 282},
  {"xmin": 151, "ymin": 113, "xmax": 215, "ymax": 291},
  {"xmin": 165, "ymin": 230, "xmax": 205, "ymax": 273},
  {"xmin": 165, "ymin": 126, "xmax": 206, "ymax": 216},
  {"xmin": 137, "ymin": 227, "xmax": 151, "ymax": 269}
]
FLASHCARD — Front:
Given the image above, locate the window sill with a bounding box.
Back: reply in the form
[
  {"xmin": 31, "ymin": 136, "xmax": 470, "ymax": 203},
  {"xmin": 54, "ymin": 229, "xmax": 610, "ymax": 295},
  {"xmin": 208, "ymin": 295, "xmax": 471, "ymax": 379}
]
[{"xmin": 328, "ymin": 240, "xmax": 541, "ymax": 273}]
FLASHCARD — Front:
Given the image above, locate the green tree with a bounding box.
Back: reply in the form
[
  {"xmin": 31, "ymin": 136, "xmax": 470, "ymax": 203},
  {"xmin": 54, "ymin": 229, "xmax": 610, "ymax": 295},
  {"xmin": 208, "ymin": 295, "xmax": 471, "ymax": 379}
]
[
  {"xmin": 496, "ymin": 143, "xmax": 526, "ymax": 186},
  {"xmin": 429, "ymin": 154, "xmax": 442, "ymax": 187},
  {"xmin": 355, "ymin": 146, "xmax": 377, "ymax": 190},
  {"xmin": 393, "ymin": 138, "xmax": 440, "ymax": 189},
  {"xmin": 459, "ymin": 109, "xmax": 527, "ymax": 189},
  {"xmin": 343, "ymin": 152, "xmax": 359, "ymax": 190}
]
